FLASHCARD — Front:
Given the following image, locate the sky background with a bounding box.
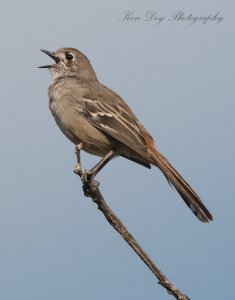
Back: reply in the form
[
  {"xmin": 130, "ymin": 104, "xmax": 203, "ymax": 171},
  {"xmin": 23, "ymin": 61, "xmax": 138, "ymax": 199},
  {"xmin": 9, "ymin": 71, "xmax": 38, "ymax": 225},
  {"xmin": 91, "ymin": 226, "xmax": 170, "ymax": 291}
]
[{"xmin": 0, "ymin": 1, "xmax": 234, "ymax": 299}]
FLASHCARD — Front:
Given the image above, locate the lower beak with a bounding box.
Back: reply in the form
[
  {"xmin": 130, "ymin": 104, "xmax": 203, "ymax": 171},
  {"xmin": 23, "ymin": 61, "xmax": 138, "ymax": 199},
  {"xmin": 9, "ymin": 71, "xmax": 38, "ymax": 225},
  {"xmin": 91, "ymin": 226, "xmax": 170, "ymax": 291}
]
[{"xmin": 38, "ymin": 49, "xmax": 60, "ymax": 68}]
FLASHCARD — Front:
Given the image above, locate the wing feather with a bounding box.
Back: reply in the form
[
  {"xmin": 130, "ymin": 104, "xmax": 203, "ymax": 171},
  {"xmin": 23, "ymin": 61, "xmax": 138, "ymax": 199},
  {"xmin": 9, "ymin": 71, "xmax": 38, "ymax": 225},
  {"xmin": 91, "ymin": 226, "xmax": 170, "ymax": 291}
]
[{"xmin": 79, "ymin": 97, "xmax": 149, "ymax": 158}]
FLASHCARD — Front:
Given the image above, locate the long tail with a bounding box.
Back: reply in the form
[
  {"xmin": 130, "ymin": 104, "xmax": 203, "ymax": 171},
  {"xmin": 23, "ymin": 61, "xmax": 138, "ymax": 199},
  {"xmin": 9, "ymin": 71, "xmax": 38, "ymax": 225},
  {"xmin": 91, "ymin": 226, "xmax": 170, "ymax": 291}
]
[{"xmin": 150, "ymin": 150, "xmax": 213, "ymax": 222}]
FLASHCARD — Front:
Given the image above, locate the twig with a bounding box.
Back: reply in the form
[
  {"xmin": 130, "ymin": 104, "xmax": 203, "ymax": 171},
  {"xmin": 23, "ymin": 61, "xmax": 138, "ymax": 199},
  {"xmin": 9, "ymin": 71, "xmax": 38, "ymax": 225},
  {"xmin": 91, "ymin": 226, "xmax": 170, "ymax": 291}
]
[{"xmin": 73, "ymin": 144, "xmax": 190, "ymax": 300}]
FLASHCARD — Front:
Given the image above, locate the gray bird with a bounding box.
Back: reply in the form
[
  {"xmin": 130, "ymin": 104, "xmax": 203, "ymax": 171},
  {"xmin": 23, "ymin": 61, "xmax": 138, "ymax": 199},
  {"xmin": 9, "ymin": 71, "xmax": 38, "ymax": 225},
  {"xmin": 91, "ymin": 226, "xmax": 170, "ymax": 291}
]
[{"xmin": 39, "ymin": 47, "xmax": 213, "ymax": 223}]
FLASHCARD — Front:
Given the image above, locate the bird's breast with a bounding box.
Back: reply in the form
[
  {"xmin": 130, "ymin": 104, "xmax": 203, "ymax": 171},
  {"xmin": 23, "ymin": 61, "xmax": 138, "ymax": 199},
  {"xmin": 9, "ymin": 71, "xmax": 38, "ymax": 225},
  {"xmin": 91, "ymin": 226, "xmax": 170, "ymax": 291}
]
[{"xmin": 49, "ymin": 90, "xmax": 117, "ymax": 157}]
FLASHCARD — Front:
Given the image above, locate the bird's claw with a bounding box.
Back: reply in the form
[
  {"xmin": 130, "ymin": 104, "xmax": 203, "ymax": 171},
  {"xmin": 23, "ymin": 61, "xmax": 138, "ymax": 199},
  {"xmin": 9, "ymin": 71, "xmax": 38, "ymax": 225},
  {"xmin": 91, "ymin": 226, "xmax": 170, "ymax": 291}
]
[{"xmin": 74, "ymin": 166, "xmax": 99, "ymax": 194}]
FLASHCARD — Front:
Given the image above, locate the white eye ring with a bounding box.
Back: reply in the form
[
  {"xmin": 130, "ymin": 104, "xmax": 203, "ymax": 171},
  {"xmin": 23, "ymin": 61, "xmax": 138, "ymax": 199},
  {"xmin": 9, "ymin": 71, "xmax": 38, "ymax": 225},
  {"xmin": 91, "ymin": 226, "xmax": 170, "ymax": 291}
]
[{"xmin": 66, "ymin": 52, "xmax": 74, "ymax": 61}]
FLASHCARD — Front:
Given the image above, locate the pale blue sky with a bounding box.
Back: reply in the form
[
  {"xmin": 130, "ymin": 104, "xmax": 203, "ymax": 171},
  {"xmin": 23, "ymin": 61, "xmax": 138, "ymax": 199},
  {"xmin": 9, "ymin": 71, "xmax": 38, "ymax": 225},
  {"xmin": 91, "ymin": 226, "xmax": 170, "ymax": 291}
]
[{"xmin": 0, "ymin": 1, "xmax": 234, "ymax": 299}]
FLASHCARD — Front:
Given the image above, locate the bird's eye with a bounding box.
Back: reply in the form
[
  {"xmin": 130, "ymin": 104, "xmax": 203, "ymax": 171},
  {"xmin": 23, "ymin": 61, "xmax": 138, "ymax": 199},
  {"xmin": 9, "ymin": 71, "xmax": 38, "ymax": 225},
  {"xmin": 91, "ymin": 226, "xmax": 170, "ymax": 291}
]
[{"xmin": 65, "ymin": 53, "xmax": 74, "ymax": 61}]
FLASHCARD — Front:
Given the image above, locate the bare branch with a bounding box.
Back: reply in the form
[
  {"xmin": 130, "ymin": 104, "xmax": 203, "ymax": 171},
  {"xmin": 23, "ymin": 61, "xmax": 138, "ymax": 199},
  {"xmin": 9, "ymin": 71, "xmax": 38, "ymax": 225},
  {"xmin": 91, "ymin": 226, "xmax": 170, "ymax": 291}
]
[{"xmin": 74, "ymin": 144, "xmax": 190, "ymax": 300}]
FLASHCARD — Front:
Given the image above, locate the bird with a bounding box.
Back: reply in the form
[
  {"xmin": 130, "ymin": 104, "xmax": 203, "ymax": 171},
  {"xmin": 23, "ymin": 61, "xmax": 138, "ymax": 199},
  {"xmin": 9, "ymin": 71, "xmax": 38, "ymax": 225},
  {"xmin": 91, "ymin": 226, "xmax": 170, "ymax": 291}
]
[{"xmin": 39, "ymin": 47, "xmax": 213, "ymax": 223}]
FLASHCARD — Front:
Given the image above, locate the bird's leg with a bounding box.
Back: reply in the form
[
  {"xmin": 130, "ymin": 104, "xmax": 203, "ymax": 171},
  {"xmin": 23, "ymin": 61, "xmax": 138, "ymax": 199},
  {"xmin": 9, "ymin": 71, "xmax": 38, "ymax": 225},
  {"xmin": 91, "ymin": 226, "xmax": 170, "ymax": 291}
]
[
  {"xmin": 73, "ymin": 143, "xmax": 99, "ymax": 196},
  {"xmin": 74, "ymin": 143, "xmax": 85, "ymax": 177},
  {"xmin": 85, "ymin": 149, "xmax": 116, "ymax": 181},
  {"xmin": 74, "ymin": 145, "xmax": 115, "ymax": 190}
]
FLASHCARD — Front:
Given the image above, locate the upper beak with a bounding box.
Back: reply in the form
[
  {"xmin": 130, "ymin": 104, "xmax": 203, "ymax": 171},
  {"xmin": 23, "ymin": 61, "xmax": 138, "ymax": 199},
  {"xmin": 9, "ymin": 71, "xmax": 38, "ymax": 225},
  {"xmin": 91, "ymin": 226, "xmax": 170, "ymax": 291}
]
[{"xmin": 38, "ymin": 49, "xmax": 60, "ymax": 68}]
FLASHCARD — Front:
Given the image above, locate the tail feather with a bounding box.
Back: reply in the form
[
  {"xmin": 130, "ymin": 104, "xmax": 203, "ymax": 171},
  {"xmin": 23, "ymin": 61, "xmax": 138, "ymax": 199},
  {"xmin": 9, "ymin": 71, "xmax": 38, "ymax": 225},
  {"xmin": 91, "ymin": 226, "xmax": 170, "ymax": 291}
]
[{"xmin": 150, "ymin": 151, "xmax": 213, "ymax": 223}]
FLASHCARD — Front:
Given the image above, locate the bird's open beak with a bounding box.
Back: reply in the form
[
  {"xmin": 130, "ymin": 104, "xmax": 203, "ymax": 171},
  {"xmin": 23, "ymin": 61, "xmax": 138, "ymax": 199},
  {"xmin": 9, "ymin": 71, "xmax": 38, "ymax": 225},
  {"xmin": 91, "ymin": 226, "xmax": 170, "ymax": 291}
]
[{"xmin": 38, "ymin": 49, "xmax": 60, "ymax": 68}]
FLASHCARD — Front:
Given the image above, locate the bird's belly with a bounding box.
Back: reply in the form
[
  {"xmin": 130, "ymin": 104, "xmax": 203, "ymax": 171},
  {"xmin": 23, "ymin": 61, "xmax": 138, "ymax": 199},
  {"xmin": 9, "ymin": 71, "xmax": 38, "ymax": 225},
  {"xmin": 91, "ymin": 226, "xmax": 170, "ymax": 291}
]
[{"xmin": 51, "ymin": 107, "xmax": 115, "ymax": 157}]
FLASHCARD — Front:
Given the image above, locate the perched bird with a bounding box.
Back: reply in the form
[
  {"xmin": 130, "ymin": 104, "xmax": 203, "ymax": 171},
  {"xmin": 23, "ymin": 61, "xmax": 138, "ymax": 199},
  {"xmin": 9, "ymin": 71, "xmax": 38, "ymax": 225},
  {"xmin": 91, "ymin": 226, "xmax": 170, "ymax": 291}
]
[{"xmin": 39, "ymin": 47, "xmax": 213, "ymax": 223}]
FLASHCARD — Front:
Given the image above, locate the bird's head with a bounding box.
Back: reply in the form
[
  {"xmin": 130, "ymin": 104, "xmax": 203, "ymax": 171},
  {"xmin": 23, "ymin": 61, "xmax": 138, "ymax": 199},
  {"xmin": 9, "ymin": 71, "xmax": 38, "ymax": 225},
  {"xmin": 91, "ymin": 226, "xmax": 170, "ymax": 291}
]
[{"xmin": 39, "ymin": 47, "xmax": 97, "ymax": 81}]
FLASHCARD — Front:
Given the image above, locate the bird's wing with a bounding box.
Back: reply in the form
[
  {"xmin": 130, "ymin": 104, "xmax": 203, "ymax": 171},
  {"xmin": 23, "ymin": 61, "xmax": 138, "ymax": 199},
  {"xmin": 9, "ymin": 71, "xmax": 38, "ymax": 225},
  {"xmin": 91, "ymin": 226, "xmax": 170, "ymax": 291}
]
[{"xmin": 78, "ymin": 84, "xmax": 153, "ymax": 159}]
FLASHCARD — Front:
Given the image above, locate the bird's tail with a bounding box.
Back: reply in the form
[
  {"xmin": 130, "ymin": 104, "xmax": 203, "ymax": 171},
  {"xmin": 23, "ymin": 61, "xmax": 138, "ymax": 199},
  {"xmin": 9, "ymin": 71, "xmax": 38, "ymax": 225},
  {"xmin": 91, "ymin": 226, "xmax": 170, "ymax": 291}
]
[{"xmin": 150, "ymin": 150, "xmax": 213, "ymax": 222}]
